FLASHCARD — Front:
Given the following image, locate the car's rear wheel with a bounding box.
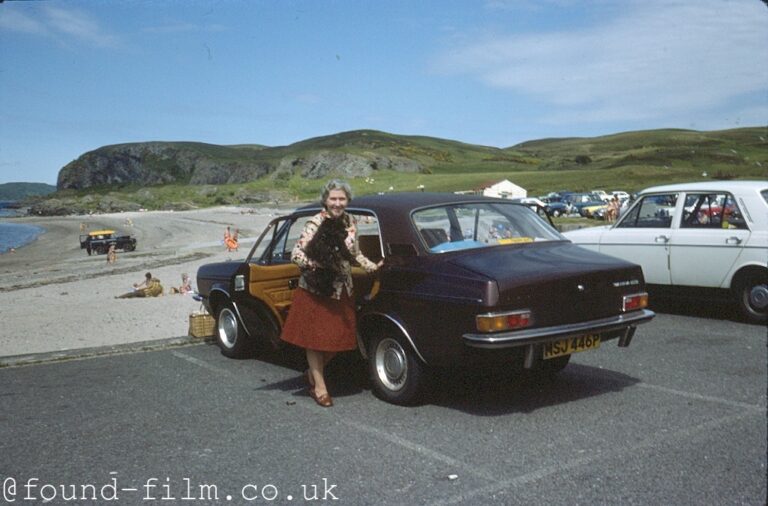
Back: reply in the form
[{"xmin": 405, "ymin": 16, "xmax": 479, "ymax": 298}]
[
  {"xmin": 368, "ymin": 334, "xmax": 426, "ymax": 406},
  {"xmin": 124, "ymin": 243, "xmax": 135, "ymax": 252},
  {"xmin": 735, "ymin": 274, "xmax": 768, "ymax": 324},
  {"xmin": 216, "ymin": 303, "xmax": 253, "ymax": 358}
]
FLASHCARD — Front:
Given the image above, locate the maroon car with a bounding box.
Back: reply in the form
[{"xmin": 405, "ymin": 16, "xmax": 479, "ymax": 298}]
[{"xmin": 196, "ymin": 192, "xmax": 655, "ymax": 405}]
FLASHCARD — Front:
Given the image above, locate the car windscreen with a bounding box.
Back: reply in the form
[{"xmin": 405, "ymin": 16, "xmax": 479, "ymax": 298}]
[{"xmin": 412, "ymin": 202, "xmax": 563, "ymax": 253}]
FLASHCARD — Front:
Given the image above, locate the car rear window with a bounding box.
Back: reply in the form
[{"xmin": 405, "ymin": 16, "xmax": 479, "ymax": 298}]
[{"xmin": 412, "ymin": 202, "xmax": 562, "ymax": 253}]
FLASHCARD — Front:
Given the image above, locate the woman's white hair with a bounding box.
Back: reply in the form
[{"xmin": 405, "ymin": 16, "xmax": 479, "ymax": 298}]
[{"xmin": 320, "ymin": 179, "xmax": 353, "ymax": 206}]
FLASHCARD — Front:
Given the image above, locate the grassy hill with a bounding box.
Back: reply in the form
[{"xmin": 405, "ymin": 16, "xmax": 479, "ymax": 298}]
[
  {"xmin": 40, "ymin": 126, "xmax": 768, "ymax": 213},
  {"xmin": 0, "ymin": 182, "xmax": 56, "ymax": 201}
]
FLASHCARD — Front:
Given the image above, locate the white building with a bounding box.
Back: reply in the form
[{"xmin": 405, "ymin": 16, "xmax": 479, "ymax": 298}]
[{"xmin": 473, "ymin": 179, "xmax": 527, "ymax": 199}]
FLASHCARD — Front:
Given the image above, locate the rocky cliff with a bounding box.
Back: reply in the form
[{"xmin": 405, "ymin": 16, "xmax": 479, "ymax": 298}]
[{"xmin": 57, "ymin": 135, "xmax": 426, "ymax": 190}]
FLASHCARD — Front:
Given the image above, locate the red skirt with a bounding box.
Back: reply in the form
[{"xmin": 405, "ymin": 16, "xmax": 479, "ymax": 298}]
[{"xmin": 280, "ymin": 288, "xmax": 357, "ymax": 352}]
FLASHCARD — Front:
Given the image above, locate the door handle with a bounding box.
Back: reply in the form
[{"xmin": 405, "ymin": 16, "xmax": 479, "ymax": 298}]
[
  {"xmin": 725, "ymin": 237, "xmax": 742, "ymax": 245},
  {"xmin": 654, "ymin": 235, "xmax": 669, "ymax": 243}
]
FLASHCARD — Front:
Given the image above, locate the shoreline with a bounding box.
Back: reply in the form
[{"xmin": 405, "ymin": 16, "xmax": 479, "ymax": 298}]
[
  {"xmin": 0, "ymin": 205, "xmax": 288, "ymax": 358},
  {"xmin": 0, "ymin": 222, "xmax": 45, "ymax": 253}
]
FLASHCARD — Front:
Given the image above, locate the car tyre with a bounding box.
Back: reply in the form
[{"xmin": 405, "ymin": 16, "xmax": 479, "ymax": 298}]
[
  {"xmin": 368, "ymin": 334, "xmax": 426, "ymax": 406},
  {"xmin": 124, "ymin": 243, "xmax": 136, "ymax": 252},
  {"xmin": 552, "ymin": 209, "xmax": 561, "ymax": 217},
  {"xmin": 216, "ymin": 302, "xmax": 253, "ymax": 358},
  {"xmin": 735, "ymin": 275, "xmax": 768, "ymax": 324}
]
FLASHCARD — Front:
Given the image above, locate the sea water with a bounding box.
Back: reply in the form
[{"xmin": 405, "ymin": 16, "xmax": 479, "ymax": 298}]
[{"xmin": 0, "ymin": 202, "xmax": 44, "ymax": 253}]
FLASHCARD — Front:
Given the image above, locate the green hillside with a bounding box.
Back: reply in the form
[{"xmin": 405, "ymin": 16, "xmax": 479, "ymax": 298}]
[
  {"xmin": 0, "ymin": 182, "xmax": 56, "ymax": 201},
  {"xmin": 32, "ymin": 126, "xmax": 768, "ymax": 215}
]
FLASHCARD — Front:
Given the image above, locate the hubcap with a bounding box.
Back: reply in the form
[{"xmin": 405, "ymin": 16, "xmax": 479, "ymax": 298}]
[
  {"xmin": 375, "ymin": 338, "xmax": 407, "ymax": 391},
  {"xmin": 218, "ymin": 308, "xmax": 238, "ymax": 348},
  {"xmin": 748, "ymin": 284, "xmax": 768, "ymax": 311}
]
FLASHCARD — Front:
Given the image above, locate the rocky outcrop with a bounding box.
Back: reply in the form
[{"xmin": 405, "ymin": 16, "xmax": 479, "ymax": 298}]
[
  {"xmin": 56, "ymin": 140, "xmax": 426, "ymax": 191},
  {"xmin": 273, "ymin": 151, "xmax": 423, "ymax": 180}
]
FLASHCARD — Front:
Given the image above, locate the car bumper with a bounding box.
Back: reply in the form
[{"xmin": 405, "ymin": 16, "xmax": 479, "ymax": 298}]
[{"xmin": 462, "ymin": 309, "xmax": 655, "ymax": 349}]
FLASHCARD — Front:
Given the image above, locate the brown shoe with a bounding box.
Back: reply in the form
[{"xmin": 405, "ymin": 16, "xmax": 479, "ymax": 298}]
[{"xmin": 309, "ymin": 388, "xmax": 333, "ymax": 407}]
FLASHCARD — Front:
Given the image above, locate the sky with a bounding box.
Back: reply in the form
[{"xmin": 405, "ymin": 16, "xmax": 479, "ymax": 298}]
[{"xmin": 0, "ymin": 0, "xmax": 766, "ymax": 186}]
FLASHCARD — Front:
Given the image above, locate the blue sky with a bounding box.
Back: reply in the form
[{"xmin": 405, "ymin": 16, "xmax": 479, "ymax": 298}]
[{"xmin": 1, "ymin": 0, "xmax": 766, "ymax": 185}]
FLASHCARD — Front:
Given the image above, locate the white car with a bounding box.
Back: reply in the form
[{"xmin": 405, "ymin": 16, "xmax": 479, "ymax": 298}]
[
  {"xmin": 564, "ymin": 181, "xmax": 768, "ymax": 323},
  {"xmin": 612, "ymin": 190, "xmax": 630, "ymax": 201}
]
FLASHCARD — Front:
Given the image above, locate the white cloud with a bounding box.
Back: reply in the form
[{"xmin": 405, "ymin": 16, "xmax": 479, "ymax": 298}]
[
  {"xmin": 43, "ymin": 5, "xmax": 118, "ymax": 47},
  {"xmin": 0, "ymin": 9, "xmax": 46, "ymax": 34},
  {"xmin": 437, "ymin": 0, "xmax": 768, "ymax": 125},
  {"xmin": 0, "ymin": 5, "xmax": 118, "ymax": 48}
]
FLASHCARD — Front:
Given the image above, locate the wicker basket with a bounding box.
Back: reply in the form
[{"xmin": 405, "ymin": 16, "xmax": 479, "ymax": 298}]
[{"xmin": 188, "ymin": 310, "xmax": 215, "ymax": 338}]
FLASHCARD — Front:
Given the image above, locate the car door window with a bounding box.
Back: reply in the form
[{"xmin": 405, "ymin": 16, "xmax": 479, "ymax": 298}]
[
  {"xmin": 681, "ymin": 193, "xmax": 748, "ymax": 230},
  {"xmin": 618, "ymin": 193, "xmax": 678, "ymax": 228},
  {"xmin": 252, "ymin": 215, "xmax": 315, "ymax": 265}
]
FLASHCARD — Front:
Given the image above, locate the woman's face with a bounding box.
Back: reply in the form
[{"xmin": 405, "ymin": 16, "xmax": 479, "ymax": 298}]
[{"xmin": 324, "ymin": 189, "xmax": 349, "ymax": 218}]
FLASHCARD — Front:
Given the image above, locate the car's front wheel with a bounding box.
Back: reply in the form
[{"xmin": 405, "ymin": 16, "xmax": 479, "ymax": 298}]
[
  {"xmin": 368, "ymin": 334, "xmax": 426, "ymax": 405},
  {"xmin": 216, "ymin": 303, "xmax": 253, "ymax": 358},
  {"xmin": 735, "ymin": 274, "xmax": 768, "ymax": 324}
]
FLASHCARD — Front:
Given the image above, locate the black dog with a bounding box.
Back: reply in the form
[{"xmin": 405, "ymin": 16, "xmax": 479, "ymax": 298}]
[{"xmin": 303, "ymin": 216, "xmax": 357, "ymax": 297}]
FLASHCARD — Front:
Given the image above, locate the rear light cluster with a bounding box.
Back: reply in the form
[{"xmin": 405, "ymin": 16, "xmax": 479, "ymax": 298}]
[
  {"xmin": 476, "ymin": 310, "xmax": 532, "ymax": 333},
  {"xmin": 623, "ymin": 292, "xmax": 649, "ymax": 312}
]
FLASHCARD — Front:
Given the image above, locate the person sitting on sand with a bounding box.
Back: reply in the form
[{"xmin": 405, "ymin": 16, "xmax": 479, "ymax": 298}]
[
  {"xmin": 116, "ymin": 272, "xmax": 163, "ymax": 298},
  {"xmin": 169, "ymin": 273, "xmax": 192, "ymax": 294}
]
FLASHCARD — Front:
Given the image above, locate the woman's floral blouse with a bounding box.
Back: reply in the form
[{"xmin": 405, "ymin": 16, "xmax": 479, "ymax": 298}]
[{"xmin": 291, "ymin": 210, "xmax": 378, "ymax": 299}]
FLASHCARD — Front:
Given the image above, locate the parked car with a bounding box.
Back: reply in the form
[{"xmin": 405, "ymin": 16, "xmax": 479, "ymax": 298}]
[
  {"xmin": 539, "ymin": 197, "xmax": 572, "ymax": 217},
  {"xmin": 591, "ymin": 190, "xmax": 612, "ymax": 202},
  {"xmin": 564, "ymin": 193, "xmax": 606, "ymax": 216},
  {"xmin": 78, "ymin": 229, "xmax": 137, "ymax": 255},
  {"xmin": 196, "ymin": 193, "xmax": 654, "ymax": 405},
  {"xmin": 564, "ymin": 181, "xmax": 768, "ymax": 323},
  {"xmin": 580, "ymin": 202, "xmax": 608, "ymax": 219},
  {"xmin": 612, "ymin": 191, "xmax": 630, "ymax": 201}
]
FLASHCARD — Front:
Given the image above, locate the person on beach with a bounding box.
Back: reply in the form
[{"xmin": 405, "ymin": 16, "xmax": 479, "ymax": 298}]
[
  {"xmin": 106, "ymin": 244, "xmax": 117, "ymax": 264},
  {"xmin": 279, "ymin": 179, "xmax": 383, "ymax": 407},
  {"xmin": 224, "ymin": 227, "xmax": 239, "ymax": 251},
  {"xmin": 169, "ymin": 273, "xmax": 192, "ymax": 294},
  {"xmin": 116, "ymin": 272, "xmax": 163, "ymax": 298}
]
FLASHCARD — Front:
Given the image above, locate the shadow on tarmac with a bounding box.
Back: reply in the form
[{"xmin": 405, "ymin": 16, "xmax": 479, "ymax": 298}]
[{"xmin": 247, "ymin": 347, "xmax": 639, "ymax": 415}]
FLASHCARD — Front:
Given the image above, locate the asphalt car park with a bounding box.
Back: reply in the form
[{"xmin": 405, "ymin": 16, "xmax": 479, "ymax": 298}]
[{"xmin": 1, "ymin": 311, "xmax": 765, "ymax": 505}]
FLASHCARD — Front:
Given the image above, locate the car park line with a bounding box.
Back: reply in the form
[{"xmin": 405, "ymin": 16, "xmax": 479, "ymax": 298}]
[
  {"xmin": 170, "ymin": 345, "xmax": 764, "ymax": 505},
  {"xmin": 429, "ymin": 410, "xmax": 759, "ymax": 506},
  {"xmin": 566, "ymin": 368, "xmax": 765, "ymax": 412},
  {"xmin": 170, "ymin": 349, "xmax": 501, "ymax": 483}
]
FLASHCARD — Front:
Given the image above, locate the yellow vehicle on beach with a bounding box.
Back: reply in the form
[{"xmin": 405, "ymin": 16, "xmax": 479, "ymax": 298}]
[{"xmin": 79, "ymin": 229, "xmax": 137, "ymax": 255}]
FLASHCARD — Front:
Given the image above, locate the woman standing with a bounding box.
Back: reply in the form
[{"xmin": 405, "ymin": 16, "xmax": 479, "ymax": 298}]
[{"xmin": 280, "ymin": 179, "xmax": 382, "ymax": 407}]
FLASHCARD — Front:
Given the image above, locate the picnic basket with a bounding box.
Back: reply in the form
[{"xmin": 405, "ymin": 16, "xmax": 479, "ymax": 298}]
[{"xmin": 188, "ymin": 307, "xmax": 215, "ymax": 338}]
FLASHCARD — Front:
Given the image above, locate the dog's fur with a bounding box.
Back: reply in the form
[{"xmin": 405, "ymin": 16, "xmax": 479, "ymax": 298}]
[{"xmin": 303, "ymin": 215, "xmax": 357, "ymax": 297}]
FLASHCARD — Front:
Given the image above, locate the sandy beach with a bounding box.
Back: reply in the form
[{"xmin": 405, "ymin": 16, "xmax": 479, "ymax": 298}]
[{"xmin": 0, "ymin": 205, "xmax": 297, "ymax": 362}]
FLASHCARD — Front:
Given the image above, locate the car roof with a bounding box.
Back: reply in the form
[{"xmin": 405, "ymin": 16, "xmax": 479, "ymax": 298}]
[
  {"xmin": 639, "ymin": 180, "xmax": 768, "ymax": 194},
  {"xmin": 296, "ymin": 192, "xmax": 532, "ymax": 249},
  {"xmin": 299, "ymin": 191, "xmax": 515, "ymax": 213}
]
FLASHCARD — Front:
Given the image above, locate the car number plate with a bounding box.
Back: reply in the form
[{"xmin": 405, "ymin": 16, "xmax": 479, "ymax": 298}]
[{"xmin": 543, "ymin": 335, "xmax": 600, "ymax": 359}]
